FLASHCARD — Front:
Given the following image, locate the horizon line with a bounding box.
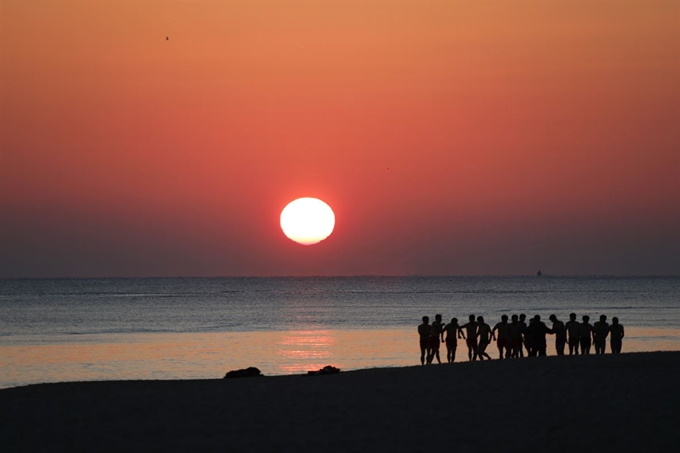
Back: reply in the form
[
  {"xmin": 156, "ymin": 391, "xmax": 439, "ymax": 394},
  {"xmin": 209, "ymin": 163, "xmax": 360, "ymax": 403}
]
[{"xmin": 2, "ymin": 274, "xmax": 679, "ymax": 281}]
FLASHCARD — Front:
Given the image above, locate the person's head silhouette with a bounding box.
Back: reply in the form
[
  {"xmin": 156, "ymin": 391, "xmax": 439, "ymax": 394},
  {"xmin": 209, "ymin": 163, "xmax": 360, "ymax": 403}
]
[
  {"xmin": 501, "ymin": 314, "xmax": 508, "ymax": 322},
  {"xmin": 520, "ymin": 314, "xmax": 526, "ymax": 321},
  {"xmin": 422, "ymin": 316, "xmax": 429, "ymax": 324},
  {"xmin": 477, "ymin": 316, "xmax": 484, "ymax": 323},
  {"xmin": 570, "ymin": 313, "xmax": 576, "ymax": 321},
  {"xmin": 612, "ymin": 317, "xmax": 619, "ymax": 325},
  {"xmin": 435, "ymin": 314, "xmax": 442, "ymax": 322},
  {"xmin": 511, "ymin": 314, "xmax": 518, "ymax": 322},
  {"xmin": 600, "ymin": 314, "xmax": 607, "ymax": 322},
  {"xmin": 469, "ymin": 314, "xmax": 475, "ymax": 322},
  {"xmin": 451, "ymin": 317, "xmax": 458, "ymax": 324},
  {"xmin": 534, "ymin": 315, "xmax": 541, "ymax": 322},
  {"xmin": 583, "ymin": 315, "xmax": 590, "ymax": 323},
  {"xmin": 549, "ymin": 314, "xmax": 557, "ymax": 322}
]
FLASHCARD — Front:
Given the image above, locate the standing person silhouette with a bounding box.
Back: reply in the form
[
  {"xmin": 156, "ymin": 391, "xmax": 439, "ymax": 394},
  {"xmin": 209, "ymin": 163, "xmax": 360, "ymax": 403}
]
[
  {"xmin": 444, "ymin": 317, "xmax": 461, "ymax": 363},
  {"xmin": 476, "ymin": 316, "xmax": 493, "ymax": 360},
  {"xmin": 418, "ymin": 316, "xmax": 431, "ymax": 365},
  {"xmin": 578, "ymin": 315, "xmax": 594, "ymax": 355},
  {"xmin": 509, "ymin": 314, "xmax": 523, "ymax": 358},
  {"xmin": 593, "ymin": 314, "xmax": 610, "ymax": 354},
  {"xmin": 524, "ymin": 317, "xmax": 536, "ymax": 356},
  {"xmin": 428, "ymin": 314, "xmax": 445, "ymax": 364},
  {"xmin": 549, "ymin": 314, "xmax": 566, "ymax": 356},
  {"xmin": 460, "ymin": 314, "xmax": 479, "ymax": 361},
  {"xmin": 518, "ymin": 314, "xmax": 528, "ymax": 357},
  {"xmin": 565, "ymin": 313, "xmax": 580, "ymax": 355},
  {"xmin": 492, "ymin": 315, "xmax": 511, "ymax": 359},
  {"xmin": 610, "ymin": 317, "xmax": 624, "ymax": 354},
  {"xmin": 525, "ymin": 315, "xmax": 553, "ymax": 356}
]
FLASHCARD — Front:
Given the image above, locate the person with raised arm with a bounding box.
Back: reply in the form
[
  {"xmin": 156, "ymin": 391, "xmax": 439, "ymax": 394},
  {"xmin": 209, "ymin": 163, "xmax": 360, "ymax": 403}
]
[{"xmin": 459, "ymin": 314, "xmax": 479, "ymax": 361}]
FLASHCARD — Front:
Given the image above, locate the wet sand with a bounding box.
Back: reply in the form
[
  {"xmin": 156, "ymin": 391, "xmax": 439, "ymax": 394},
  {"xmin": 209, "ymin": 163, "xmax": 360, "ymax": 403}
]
[
  {"xmin": 5, "ymin": 326, "xmax": 679, "ymax": 388},
  {"xmin": 1, "ymin": 352, "xmax": 679, "ymax": 452}
]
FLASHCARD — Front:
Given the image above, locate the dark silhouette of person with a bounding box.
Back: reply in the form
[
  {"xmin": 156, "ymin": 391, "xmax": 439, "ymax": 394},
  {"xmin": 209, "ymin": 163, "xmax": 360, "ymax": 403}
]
[
  {"xmin": 578, "ymin": 315, "xmax": 594, "ymax": 354},
  {"xmin": 418, "ymin": 316, "xmax": 431, "ymax": 365},
  {"xmin": 509, "ymin": 314, "xmax": 523, "ymax": 358},
  {"xmin": 524, "ymin": 316, "xmax": 536, "ymax": 356},
  {"xmin": 492, "ymin": 315, "xmax": 511, "ymax": 359},
  {"xmin": 428, "ymin": 314, "xmax": 445, "ymax": 364},
  {"xmin": 518, "ymin": 314, "xmax": 528, "ymax": 357},
  {"xmin": 549, "ymin": 314, "xmax": 566, "ymax": 355},
  {"xmin": 593, "ymin": 314, "xmax": 610, "ymax": 354},
  {"xmin": 610, "ymin": 317, "xmax": 624, "ymax": 354},
  {"xmin": 444, "ymin": 317, "xmax": 461, "ymax": 363},
  {"xmin": 525, "ymin": 315, "xmax": 553, "ymax": 356},
  {"xmin": 565, "ymin": 313, "xmax": 580, "ymax": 355},
  {"xmin": 476, "ymin": 316, "xmax": 492, "ymax": 360},
  {"xmin": 460, "ymin": 314, "xmax": 479, "ymax": 361}
]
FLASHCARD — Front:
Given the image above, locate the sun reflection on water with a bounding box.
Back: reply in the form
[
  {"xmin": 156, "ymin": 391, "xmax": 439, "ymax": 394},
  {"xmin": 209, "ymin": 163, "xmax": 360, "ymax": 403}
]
[{"xmin": 277, "ymin": 330, "xmax": 336, "ymax": 374}]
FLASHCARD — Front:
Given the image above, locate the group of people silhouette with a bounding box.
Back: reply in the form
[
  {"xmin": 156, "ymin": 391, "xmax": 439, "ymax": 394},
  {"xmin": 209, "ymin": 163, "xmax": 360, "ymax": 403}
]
[{"xmin": 418, "ymin": 313, "xmax": 625, "ymax": 364}]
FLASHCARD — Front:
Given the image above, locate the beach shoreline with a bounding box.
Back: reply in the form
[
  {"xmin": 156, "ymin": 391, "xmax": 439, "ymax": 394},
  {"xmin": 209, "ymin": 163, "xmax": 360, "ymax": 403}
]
[
  {"xmin": 4, "ymin": 325, "xmax": 680, "ymax": 389},
  {"xmin": 2, "ymin": 351, "xmax": 679, "ymax": 452}
]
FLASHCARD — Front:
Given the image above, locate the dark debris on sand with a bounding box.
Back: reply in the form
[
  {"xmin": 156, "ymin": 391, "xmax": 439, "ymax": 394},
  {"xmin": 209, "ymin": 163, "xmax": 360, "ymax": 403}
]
[{"xmin": 223, "ymin": 367, "xmax": 263, "ymax": 378}]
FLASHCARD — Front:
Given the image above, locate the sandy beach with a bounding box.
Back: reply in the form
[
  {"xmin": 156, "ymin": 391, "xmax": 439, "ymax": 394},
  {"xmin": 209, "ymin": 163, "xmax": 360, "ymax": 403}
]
[{"xmin": 1, "ymin": 351, "xmax": 679, "ymax": 452}]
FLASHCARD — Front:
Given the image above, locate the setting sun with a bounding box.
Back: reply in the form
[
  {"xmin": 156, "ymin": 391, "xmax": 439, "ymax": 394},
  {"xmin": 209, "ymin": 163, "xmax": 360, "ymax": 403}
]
[{"xmin": 280, "ymin": 198, "xmax": 335, "ymax": 245}]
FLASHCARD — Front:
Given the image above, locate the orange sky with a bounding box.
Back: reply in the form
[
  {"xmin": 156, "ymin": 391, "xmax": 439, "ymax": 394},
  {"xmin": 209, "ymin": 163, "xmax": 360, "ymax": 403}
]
[{"xmin": 1, "ymin": 0, "xmax": 679, "ymax": 277}]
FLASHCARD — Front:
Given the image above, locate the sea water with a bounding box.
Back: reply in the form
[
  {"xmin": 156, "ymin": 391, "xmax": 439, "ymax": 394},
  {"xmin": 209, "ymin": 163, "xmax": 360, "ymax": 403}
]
[{"xmin": 1, "ymin": 277, "xmax": 679, "ymax": 388}]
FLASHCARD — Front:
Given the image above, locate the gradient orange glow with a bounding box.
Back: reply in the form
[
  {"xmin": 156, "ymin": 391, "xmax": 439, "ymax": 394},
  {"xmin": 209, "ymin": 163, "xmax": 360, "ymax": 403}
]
[{"xmin": 1, "ymin": 1, "xmax": 679, "ymax": 277}]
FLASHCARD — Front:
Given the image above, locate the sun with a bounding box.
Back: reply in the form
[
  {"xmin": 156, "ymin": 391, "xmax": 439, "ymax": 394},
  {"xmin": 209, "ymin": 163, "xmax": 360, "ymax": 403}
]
[{"xmin": 280, "ymin": 198, "xmax": 335, "ymax": 245}]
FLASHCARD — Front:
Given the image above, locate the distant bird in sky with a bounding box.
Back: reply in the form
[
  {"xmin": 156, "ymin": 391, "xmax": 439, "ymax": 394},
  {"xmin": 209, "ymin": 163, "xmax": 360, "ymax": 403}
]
[{"xmin": 166, "ymin": 36, "xmax": 169, "ymax": 41}]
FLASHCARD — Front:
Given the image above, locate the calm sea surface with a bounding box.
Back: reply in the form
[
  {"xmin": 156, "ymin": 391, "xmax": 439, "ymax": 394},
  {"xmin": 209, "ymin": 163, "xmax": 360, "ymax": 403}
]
[{"xmin": 1, "ymin": 277, "xmax": 679, "ymax": 388}]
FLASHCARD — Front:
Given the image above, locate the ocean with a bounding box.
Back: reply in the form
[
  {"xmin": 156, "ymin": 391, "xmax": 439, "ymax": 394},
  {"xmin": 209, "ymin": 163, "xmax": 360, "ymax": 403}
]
[{"xmin": 1, "ymin": 276, "xmax": 679, "ymax": 388}]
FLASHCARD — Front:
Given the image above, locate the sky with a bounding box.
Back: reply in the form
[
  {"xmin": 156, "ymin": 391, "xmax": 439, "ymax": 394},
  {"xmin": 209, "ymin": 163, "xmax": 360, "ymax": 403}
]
[{"xmin": 1, "ymin": 0, "xmax": 679, "ymax": 278}]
